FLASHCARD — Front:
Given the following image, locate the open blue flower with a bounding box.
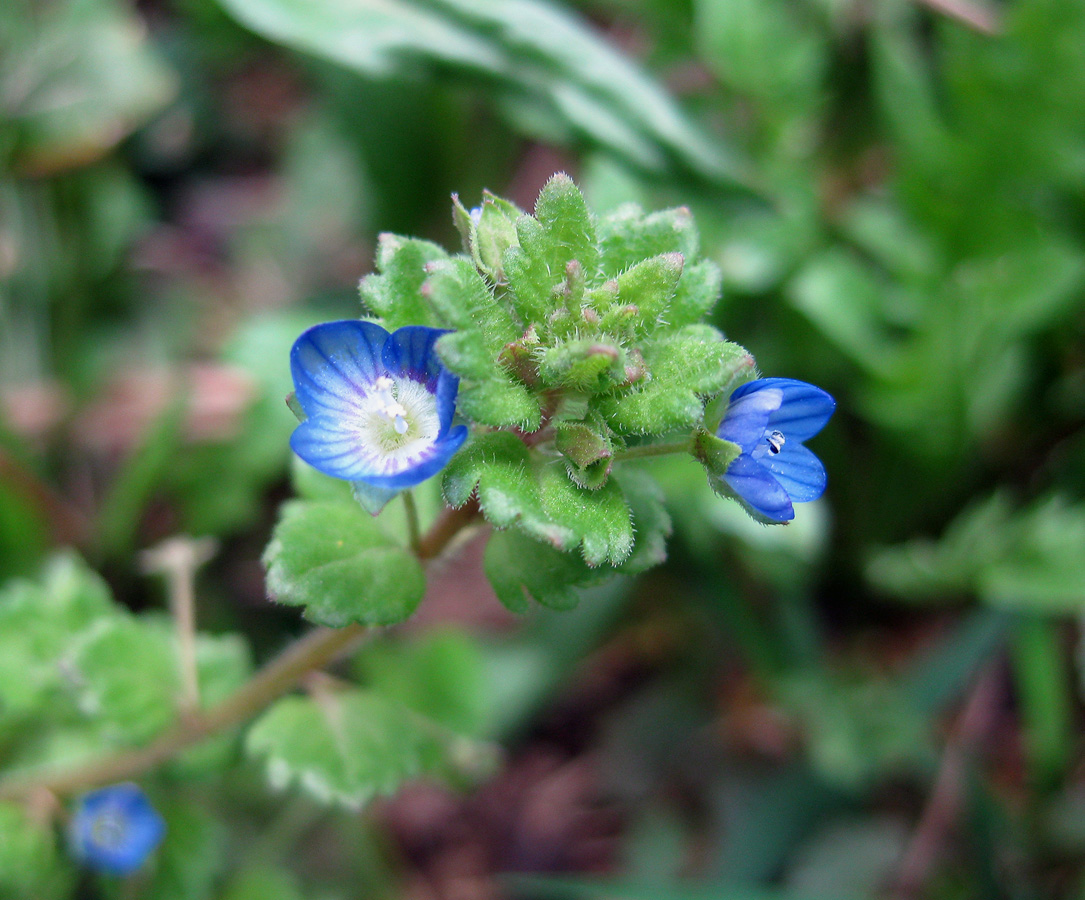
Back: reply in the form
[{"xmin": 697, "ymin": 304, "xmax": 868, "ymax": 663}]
[
  {"xmin": 716, "ymin": 378, "xmax": 835, "ymax": 523},
  {"xmin": 290, "ymin": 321, "xmax": 468, "ymax": 489},
  {"xmin": 69, "ymin": 783, "xmax": 165, "ymax": 875}
]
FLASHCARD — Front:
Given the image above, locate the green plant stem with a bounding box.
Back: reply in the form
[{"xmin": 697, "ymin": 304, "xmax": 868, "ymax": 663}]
[
  {"xmin": 611, "ymin": 438, "xmax": 692, "ymax": 461},
  {"xmin": 402, "ymin": 490, "xmax": 421, "ymax": 554},
  {"xmin": 0, "ymin": 499, "xmax": 481, "ymax": 802}
]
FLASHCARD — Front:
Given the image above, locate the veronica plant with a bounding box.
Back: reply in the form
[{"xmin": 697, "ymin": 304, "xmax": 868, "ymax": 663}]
[{"xmin": 272, "ymin": 173, "xmax": 836, "ymax": 622}]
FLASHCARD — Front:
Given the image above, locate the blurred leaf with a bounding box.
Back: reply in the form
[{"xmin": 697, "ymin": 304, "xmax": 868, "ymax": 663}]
[
  {"xmin": 508, "ymin": 874, "xmax": 847, "ymax": 900},
  {"xmin": 1010, "ymin": 616, "xmax": 1071, "ymax": 785},
  {"xmin": 356, "ymin": 629, "xmax": 492, "ymax": 736},
  {"xmin": 246, "ymin": 689, "xmax": 482, "ymax": 808},
  {"xmin": 0, "ymin": 802, "xmax": 73, "ymax": 900},
  {"xmin": 212, "ymin": 0, "xmax": 751, "ymax": 187},
  {"xmin": 263, "ymin": 499, "xmax": 425, "ymax": 627},
  {"xmin": 694, "ymin": 0, "xmax": 826, "ymax": 109},
  {"xmin": 784, "ymin": 817, "xmax": 908, "ymax": 898},
  {"xmin": 870, "ymin": 494, "xmax": 1085, "ymax": 613},
  {"xmin": 66, "ymin": 616, "xmax": 180, "ymax": 744},
  {"xmin": 2, "ymin": 0, "xmax": 177, "ymax": 174},
  {"xmin": 0, "ymin": 553, "xmax": 116, "ymax": 723},
  {"xmin": 221, "ymin": 866, "xmax": 305, "ymax": 900},
  {"xmin": 136, "ymin": 797, "xmax": 227, "ymax": 900}
]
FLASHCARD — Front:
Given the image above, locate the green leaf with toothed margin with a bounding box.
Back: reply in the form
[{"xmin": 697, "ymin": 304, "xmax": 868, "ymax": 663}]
[
  {"xmin": 442, "ymin": 431, "xmax": 634, "ymax": 566},
  {"xmin": 246, "ymin": 690, "xmax": 477, "ymax": 809},
  {"xmin": 359, "ymin": 234, "xmax": 447, "ymax": 328},
  {"xmin": 263, "ymin": 500, "xmax": 424, "ymax": 627}
]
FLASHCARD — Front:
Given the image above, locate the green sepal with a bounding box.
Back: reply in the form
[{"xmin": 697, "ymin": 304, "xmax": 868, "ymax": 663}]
[
  {"xmin": 246, "ymin": 690, "xmax": 489, "ymax": 809},
  {"xmin": 263, "ymin": 500, "xmax": 425, "ymax": 626},
  {"xmin": 285, "ymin": 391, "xmax": 305, "ymax": 423},
  {"xmin": 537, "ymin": 338, "xmax": 624, "ymax": 392},
  {"xmin": 351, "ymin": 480, "xmax": 401, "ymax": 516},
  {"xmin": 473, "ymin": 193, "xmax": 523, "ymax": 282},
  {"xmin": 565, "ymin": 456, "xmax": 612, "ymax": 491},
  {"xmin": 359, "ymin": 234, "xmax": 448, "ymax": 328},
  {"xmin": 451, "ymin": 193, "xmax": 475, "ymax": 252},
  {"xmin": 692, "ymin": 429, "xmax": 743, "ymax": 480},
  {"xmin": 556, "ymin": 422, "xmax": 613, "ymax": 469}
]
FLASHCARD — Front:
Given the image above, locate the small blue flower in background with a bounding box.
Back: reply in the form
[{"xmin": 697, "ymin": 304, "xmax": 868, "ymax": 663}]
[
  {"xmin": 290, "ymin": 321, "xmax": 468, "ymax": 489},
  {"xmin": 70, "ymin": 783, "xmax": 165, "ymax": 875},
  {"xmin": 716, "ymin": 378, "xmax": 836, "ymax": 523}
]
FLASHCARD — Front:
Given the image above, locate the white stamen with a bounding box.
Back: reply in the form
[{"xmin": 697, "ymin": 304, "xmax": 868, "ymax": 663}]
[
  {"xmin": 767, "ymin": 430, "xmax": 785, "ymax": 454},
  {"xmin": 393, "ymin": 414, "xmax": 408, "ymax": 435}
]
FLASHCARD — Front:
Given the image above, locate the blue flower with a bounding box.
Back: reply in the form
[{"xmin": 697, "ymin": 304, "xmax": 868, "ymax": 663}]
[
  {"xmin": 716, "ymin": 378, "xmax": 835, "ymax": 523},
  {"xmin": 290, "ymin": 321, "xmax": 468, "ymax": 489},
  {"xmin": 69, "ymin": 783, "xmax": 165, "ymax": 875}
]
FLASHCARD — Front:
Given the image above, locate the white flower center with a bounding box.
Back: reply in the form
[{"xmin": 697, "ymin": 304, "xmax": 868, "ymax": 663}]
[
  {"xmin": 353, "ymin": 375, "xmax": 441, "ymax": 473},
  {"xmin": 90, "ymin": 812, "xmax": 127, "ymax": 849}
]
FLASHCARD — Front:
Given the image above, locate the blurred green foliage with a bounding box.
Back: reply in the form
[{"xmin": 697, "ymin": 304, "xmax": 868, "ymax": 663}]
[{"xmin": 2, "ymin": 0, "xmax": 1085, "ymax": 897}]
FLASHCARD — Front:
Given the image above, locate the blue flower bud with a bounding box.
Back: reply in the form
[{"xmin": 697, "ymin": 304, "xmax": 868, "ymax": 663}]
[
  {"xmin": 69, "ymin": 783, "xmax": 165, "ymax": 875},
  {"xmin": 716, "ymin": 378, "xmax": 835, "ymax": 522},
  {"xmin": 289, "ymin": 321, "xmax": 469, "ymax": 489}
]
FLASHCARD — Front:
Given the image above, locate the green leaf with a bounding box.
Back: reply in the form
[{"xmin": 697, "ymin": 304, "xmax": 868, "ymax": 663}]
[
  {"xmin": 3, "ymin": 0, "xmax": 176, "ymax": 175},
  {"xmin": 67, "ymin": 616, "xmax": 180, "ymax": 744},
  {"xmin": 356, "ymin": 630, "xmax": 491, "ymax": 737},
  {"xmin": 615, "ymin": 252, "xmax": 685, "ymax": 337},
  {"xmin": 138, "ymin": 798, "xmax": 227, "ymax": 900},
  {"xmin": 869, "ymin": 494, "xmax": 1085, "ymax": 614},
  {"xmin": 504, "ymin": 174, "xmax": 599, "ymax": 324},
  {"xmin": 221, "ymin": 867, "xmax": 305, "ymax": 900},
  {"xmin": 443, "ymin": 432, "xmax": 634, "ymax": 565},
  {"xmin": 0, "ymin": 802, "xmax": 72, "ymax": 900},
  {"xmin": 247, "ymin": 690, "xmax": 458, "ymax": 808},
  {"xmin": 214, "ymin": 0, "xmax": 749, "ymax": 188},
  {"xmin": 695, "ymin": 0, "xmax": 826, "ymax": 108},
  {"xmin": 0, "ymin": 553, "xmax": 117, "ymax": 721},
  {"xmin": 484, "ymin": 528, "xmax": 599, "ymax": 612},
  {"xmin": 263, "ymin": 500, "xmax": 425, "ymax": 627},
  {"xmin": 599, "ymin": 328, "xmax": 752, "ymax": 434},
  {"xmin": 597, "ymin": 204, "xmax": 700, "ymax": 275},
  {"xmin": 455, "ymin": 377, "xmax": 543, "ymax": 430},
  {"xmin": 424, "ymin": 256, "xmax": 520, "ymax": 345},
  {"xmin": 359, "ymin": 234, "xmax": 448, "ymax": 328}
]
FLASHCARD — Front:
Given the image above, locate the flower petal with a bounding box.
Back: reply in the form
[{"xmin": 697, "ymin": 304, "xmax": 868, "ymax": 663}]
[
  {"xmin": 382, "ymin": 326, "xmax": 448, "ymax": 388},
  {"xmin": 291, "ymin": 419, "xmax": 470, "ymax": 489},
  {"xmin": 764, "ymin": 441, "xmax": 827, "ymax": 503},
  {"xmin": 434, "ymin": 368, "xmax": 461, "ymax": 433},
  {"xmin": 723, "ymin": 453, "xmax": 794, "ymax": 522},
  {"xmin": 291, "ymin": 321, "xmax": 389, "ymax": 419},
  {"xmin": 360, "ymin": 425, "xmax": 469, "ymax": 489},
  {"xmin": 759, "ymin": 378, "xmax": 835, "ymax": 441},
  {"xmin": 717, "ymin": 386, "xmax": 782, "ymax": 452}
]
